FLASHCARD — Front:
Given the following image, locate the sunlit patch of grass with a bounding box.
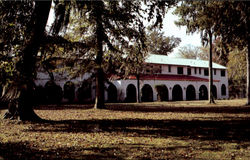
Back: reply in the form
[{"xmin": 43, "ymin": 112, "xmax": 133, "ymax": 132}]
[{"xmin": 1, "ymin": 99, "xmax": 250, "ymax": 159}]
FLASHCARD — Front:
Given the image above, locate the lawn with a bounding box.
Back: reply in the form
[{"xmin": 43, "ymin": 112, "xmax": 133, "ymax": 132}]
[{"xmin": 1, "ymin": 99, "xmax": 250, "ymax": 159}]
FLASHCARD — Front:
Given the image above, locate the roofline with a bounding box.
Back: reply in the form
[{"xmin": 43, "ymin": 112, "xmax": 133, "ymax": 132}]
[{"xmin": 146, "ymin": 62, "xmax": 227, "ymax": 70}]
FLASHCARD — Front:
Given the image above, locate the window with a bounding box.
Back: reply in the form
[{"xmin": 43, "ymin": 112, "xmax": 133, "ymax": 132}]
[
  {"xmin": 187, "ymin": 68, "xmax": 191, "ymax": 75},
  {"xmin": 221, "ymin": 70, "xmax": 225, "ymax": 77},
  {"xmin": 199, "ymin": 68, "xmax": 201, "ymax": 74},
  {"xmin": 154, "ymin": 65, "xmax": 162, "ymax": 74},
  {"xmin": 177, "ymin": 67, "xmax": 183, "ymax": 74},
  {"xmin": 204, "ymin": 69, "xmax": 209, "ymax": 76},
  {"xmin": 194, "ymin": 67, "xmax": 197, "ymax": 74},
  {"xmin": 168, "ymin": 65, "xmax": 171, "ymax": 72},
  {"xmin": 214, "ymin": 69, "xmax": 216, "ymax": 75},
  {"xmin": 221, "ymin": 84, "xmax": 226, "ymax": 96}
]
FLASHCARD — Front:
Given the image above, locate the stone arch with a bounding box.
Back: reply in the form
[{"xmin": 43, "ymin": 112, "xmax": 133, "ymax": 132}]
[
  {"xmin": 221, "ymin": 84, "xmax": 226, "ymax": 96},
  {"xmin": 155, "ymin": 85, "xmax": 169, "ymax": 101},
  {"xmin": 126, "ymin": 84, "xmax": 137, "ymax": 102},
  {"xmin": 172, "ymin": 85, "xmax": 183, "ymax": 101},
  {"xmin": 199, "ymin": 85, "xmax": 208, "ymax": 100},
  {"xmin": 141, "ymin": 84, "xmax": 153, "ymax": 102},
  {"xmin": 186, "ymin": 85, "xmax": 196, "ymax": 100},
  {"xmin": 107, "ymin": 83, "xmax": 117, "ymax": 102},
  {"xmin": 212, "ymin": 85, "xmax": 217, "ymax": 99}
]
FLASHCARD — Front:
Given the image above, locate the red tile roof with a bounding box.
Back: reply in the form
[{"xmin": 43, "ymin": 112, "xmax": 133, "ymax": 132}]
[{"xmin": 109, "ymin": 74, "xmax": 220, "ymax": 82}]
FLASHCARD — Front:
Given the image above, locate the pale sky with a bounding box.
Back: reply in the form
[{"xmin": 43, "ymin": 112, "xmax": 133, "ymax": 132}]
[{"xmin": 163, "ymin": 8, "xmax": 201, "ymax": 57}]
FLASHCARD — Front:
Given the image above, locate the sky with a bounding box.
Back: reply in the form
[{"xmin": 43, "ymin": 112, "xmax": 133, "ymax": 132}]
[{"xmin": 162, "ymin": 8, "xmax": 201, "ymax": 57}]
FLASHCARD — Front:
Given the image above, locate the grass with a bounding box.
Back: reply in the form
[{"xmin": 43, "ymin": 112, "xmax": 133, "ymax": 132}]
[{"xmin": 1, "ymin": 99, "xmax": 250, "ymax": 159}]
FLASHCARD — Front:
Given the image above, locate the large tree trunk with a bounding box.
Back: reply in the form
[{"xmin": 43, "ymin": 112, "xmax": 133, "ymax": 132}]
[
  {"xmin": 136, "ymin": 74, "xmax": 141, "ymax": 103},
  {"xmin": 4, "ymin": 1, "xmax": 51, "ymax": 121},
  {"xmin": 246, "ymin": 38, "xmax": 250, "ymax": 105},
  {"xmin": 208, "ymin": 31, "xmax": 215, "ymax": 104},
  {"xmin": 94, "ymin": 3, "xmax": 105, "ymax": 109}
]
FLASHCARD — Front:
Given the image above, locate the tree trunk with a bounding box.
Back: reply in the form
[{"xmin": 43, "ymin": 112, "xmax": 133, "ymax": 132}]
[
  {"xmin": 136, "ymin": 74, "xmax": 141, "ymax": 103},
  {"xmin": 94, "ymin": 4, "xmax": 105, "ymax": 109},
  {"xmin": 4, "ymin": 1, "xmax": 51, "ymax": 121},
  {"xmin": 246, "ymin": 38, "xmax": 250, "ymax": 105},
  {"xmin": 208, "ymin": 31, "xmax": 215, "ymax": 104}
]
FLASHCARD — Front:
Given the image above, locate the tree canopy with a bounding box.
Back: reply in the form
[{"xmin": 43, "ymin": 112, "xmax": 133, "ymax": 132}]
[{"xmin": 146, "ymin": 29, "xmax": 181, "ymax": 55}]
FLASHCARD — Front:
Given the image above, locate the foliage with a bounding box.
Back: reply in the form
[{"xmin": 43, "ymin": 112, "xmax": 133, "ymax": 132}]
[
  {"xmin": 179, "ymin": 40, "xmax": 227, "ymax": 66},
  {"xmin": 227, "ymin": 48, "xmax": 247, "ymax": 98},
  {"xmin": 146, "ymin": 29, "xmax": 181, "ymax": 55},
  {"xmin": 178, "ymin": 45, "xmax": 203, "ymax": 60},
  {"xmin": 0, "ymin": 1, "xmax": 34, "ymax": 85}
]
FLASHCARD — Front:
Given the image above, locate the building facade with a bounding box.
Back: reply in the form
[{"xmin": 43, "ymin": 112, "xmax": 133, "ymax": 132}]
[
  {"xmin": 106, "ymin": 54, "xmax": 228, "ymax": 102},
  {"xmin": 35, "ymin": 54, "xmax": 229, "ymax": 103}
]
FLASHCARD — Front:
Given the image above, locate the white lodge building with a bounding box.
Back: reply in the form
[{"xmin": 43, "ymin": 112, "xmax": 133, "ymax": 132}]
[
  {"xmin": 107, "ymin": 54, "xmax": 228, "ymax": 102},
  {"xmin": 35, "ymin": 54, "xmax": 229, "ymax": 103}
]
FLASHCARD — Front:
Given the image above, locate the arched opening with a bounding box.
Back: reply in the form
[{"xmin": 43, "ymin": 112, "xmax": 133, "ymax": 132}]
[
  {"xmin": 45, "ymin": 81, "xmax": 63, "ymax": 104},
  {"xmin": 199, "ymin": 85, "xmax": 208, "ymax": 100},
  {"xmin": 172, "ymin": 85, "xmax": 183, "ymax": 101},
  {"xmin": 63, "ymin": 81, "xmax": 75, "ymax": 103},
  {"xmin": 107, "ymin": 83, "xmax": 117, "ymax": 102},
  {"xmin": 141, "ymin": 84, "xmax": 153, "ymax": 102},
  {"xmin": 34, "ymin": 85, "xmax": 46, "ymax": 104},
  {"xmin": 212, "ymin": 85, "xmax": 217, "ymax": 99},
  {"xmin": 155, "ymin": 85, "xmax": 168, "ymax": 101},
  {"xmin": 77, "ymin": 79, "xmax": 92, "ymax": 103},
  {"xmin": 126, "ymin": 84, "xmax": 136, "ymax": 102},
  {"xmin": 221, "ymin": 84, "xmax": 226, "ymax": 96},
  {"xmin": 186, "ymin": 85, "xmax": 196, "ymax": 100}
]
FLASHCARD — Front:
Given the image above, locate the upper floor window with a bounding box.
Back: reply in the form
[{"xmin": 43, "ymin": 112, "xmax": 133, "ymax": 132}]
[
  {"xmin": 199, "ymin": 68, "xmax": 201, "ymax": 74},
  {"xmin": 154, "ymin": 65, "xmax": 162, "ymax": 74},
  {"xmin": 204, "ymin": 69, "xmax": 209, "ymax": 76},
  {"xmin": 177, "ymin": 67, "xmax": 183, "ymax": 74},
  {"xmin": 214, "ymin": 69, "xmax": 216, "ymax": 75},
  {"xmin": 194, "ymin": 67, "xmax": 197, "ymax": 74},
  {"xmin": 187, "ymin": 68, "xmax": 191, "ymax": 75},
  {"xmin": 168, "ymin": 65, "xmax": 171, "ymax": 72},
  {"xmin": 221, "ymin": 70, "xmax": 225, "ymax": 77}
]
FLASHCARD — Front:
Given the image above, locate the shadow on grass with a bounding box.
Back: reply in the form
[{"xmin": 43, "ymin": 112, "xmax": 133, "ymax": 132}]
[
  {"xmin": 26, "ymin": 118, "xmax": 250, "ymax": 142},
  {"xmin": 105, "ymin": 104, "xmax": 250, "ymax": 114},
  {"xmin": 6, "ymin": 117, "xmax": 247, "ymax": 159},
  {"xmin": 33, "ymin": 102, "xmax": 250, "ymax": 114},
  {"xmin": 0, "ymin": 141, "xmax": 211, "ymax": 160},
  {"xmin": 0, "ymin": 141, "xmax": 123, "ymax": 160},
  {"xmin": 34, "ymin": 104, "xmax": 94, "ymax": 110}
]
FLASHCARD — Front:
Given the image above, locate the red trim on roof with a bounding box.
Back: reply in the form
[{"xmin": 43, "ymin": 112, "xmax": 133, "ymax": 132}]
[{"xmin": 109, "ymin": 74, "xmax": 220, "ymax": 82}]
